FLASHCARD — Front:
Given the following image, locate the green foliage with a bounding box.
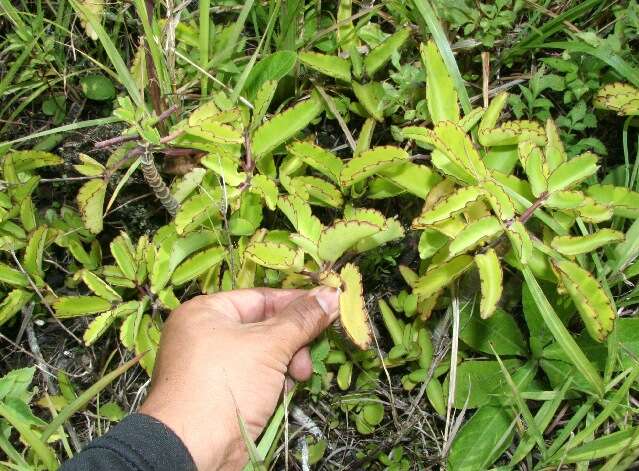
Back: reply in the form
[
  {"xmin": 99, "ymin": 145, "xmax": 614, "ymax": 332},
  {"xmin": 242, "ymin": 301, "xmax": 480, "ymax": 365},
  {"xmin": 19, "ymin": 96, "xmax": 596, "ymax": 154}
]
[{"xmin": 3, "ymin": 0, "xmax": 639, "ymax": 468}]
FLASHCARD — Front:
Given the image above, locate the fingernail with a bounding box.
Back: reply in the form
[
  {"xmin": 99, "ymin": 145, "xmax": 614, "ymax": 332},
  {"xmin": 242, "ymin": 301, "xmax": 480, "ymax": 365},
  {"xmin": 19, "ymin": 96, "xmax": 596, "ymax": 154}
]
[{"xmin": 311, "ymin": 286, "xmax": 339, "ymax": 316}]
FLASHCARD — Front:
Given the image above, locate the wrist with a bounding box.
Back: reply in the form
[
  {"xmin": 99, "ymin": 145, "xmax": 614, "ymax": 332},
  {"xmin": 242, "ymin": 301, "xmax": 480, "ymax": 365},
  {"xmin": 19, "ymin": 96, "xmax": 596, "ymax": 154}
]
[{"xmin": 140, "ymin": 397, "xmax": 243, "ymax": 470}]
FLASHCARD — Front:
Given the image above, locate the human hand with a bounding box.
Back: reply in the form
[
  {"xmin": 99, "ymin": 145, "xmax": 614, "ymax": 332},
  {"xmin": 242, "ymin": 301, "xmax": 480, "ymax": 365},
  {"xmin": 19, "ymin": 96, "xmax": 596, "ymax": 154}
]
[{"xmin": 139, "ymin": 287, "xmax": 339, "ymax": 470}]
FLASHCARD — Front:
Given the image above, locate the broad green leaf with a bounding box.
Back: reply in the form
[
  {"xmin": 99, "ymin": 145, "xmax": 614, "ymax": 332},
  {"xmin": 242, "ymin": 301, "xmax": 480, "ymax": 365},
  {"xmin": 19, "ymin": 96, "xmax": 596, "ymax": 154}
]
[
  {"xmin": 74, "ymin": 153, "xmax": 105, "ymax": 177},
  {"xmin": 78, "ymin": 269, "xmax": 121, "ymax": 302},
  {"xmin": 170, "ymin": 168, "xmax": 207, "ymax": 203},
  {"xmin": 450, "ymin": 359, "xmax": 522, "ymax": 408},
  {"xmin": 553, "ymin": 259, "xmax": 615, "ymax": 342},
  {"xmin": 244, "ymin": 241, "xmax": 303, "ymax": 271},
  {"xmin": 418, "ymin": 228, "xmax": 449, "ymax": 259},
  {"xmin": 339, "ymin": 263, "xmax": 371, "ymax": 349},
  {"xmin": 551, "ymin": 229, "xmax": 624, "ymax": 256},
  {"xmin": 80, "ymin": 74, "xmax": 116, "ymax": 101},
  {"xmin": 355, "ymin": 218, "xmax": 404, "ymax": 253},
  {"xmin": 110, "ymin": 232, "xmax": 138, "ymax": 281},
  {"xmin": 378, "ymin": 162, "xmax": 441, "ymax": 199},
  {"xmin": 136, "ymin": 314, "xmax": 161, "ymax": 375},
  {"xmin": 77, "ymin": 178, "xmax": 107, "ymax": 234},
  {"xmin": 54, "ymin": 296, "xmax": 112, "ymax": 318},
  {"xmin": 483, "ymin": 180, "xmax": 516, "ymax": 220},
  {"xmin": 545, "ymin": 119, "xmax": 567, "ymax": 171},
  {"xmin": 448, "ymin": 406, "xmax": 514, "ymax": 471},
  {"xmin": 200, "ymin": 153, "xmax": 247, "ymax": 186},
  {"xmin": 299, "ymin": 51, "xmax": 351, "ymax": 82},
  {"xmin": 7, "ymin": 151, "xmax": 63, "ymax": 174},
  {"xmin": 612, "ymin": 219, "xmax": 639, "ymax": 273},
  {"xmin": 432, "ymin": 122, "xmax": 488, "ymax": 179},
  {"xmin": 413, "ymin": 255, "xmax": 473, "ymax": 299},
  {"xmin": 520, "ymin": 141, "xmax": 548, "ymax": 197},
  {"xmin": 365, "ymin": 28, "xmax": 410, "ymax": 76},
  {"xmin": 20, "ymin": 197, "xmax": 37, "ymax": 231},
  {"xmin": 23, "ymin": 225, "xmax": 47, "ymax": 280},
  {"xmin": 352, "ymin": 81, "xmax": 386, "ymax": 122},
  {"xmin": 288, "ymin": 176, "xmax": 343, "ymax": 208},
  {"xmin": 317, "ymin": 220, "xmax": 380, "ymax": 263},
  {"xmin": 340, "ymin": 146, "xmax": 409, "ymax": 187},
  {"xmin": 0, "ymin": 262, "xmax": 28, "ymax": 287},
  {"xmin": 412, "ymin": 186, "xmax": 484, "ymax": 228},
  {"xmin": 150, "ymin": 229, "xmax": 220, "ymax": 293},
  {"xmin": 251, "ymin": 80, "xmax": 278, "ymax": 128},
  {"xmin": 586, "ymin": 184, "xmax": 639, "ymax": 218},
  {"xmin": 171, "ymin": 246, "xmax": 226, "ymax": 285},
  {"xmin": 343, "ymin": 206, "xmax": 385, "ymax": 226},
  {"xmin": 249, "ymin": 174, "xmax": 278, "ymax": 210},
  {"xmin": 277, "ymin": 194, "xmax": 322, "ymax": 243},
  {"xmin": 479, "ymin": 119, "xmax": 545, "ymax": 147},
  {"xmin": 479, "ymin": 92, "xmax": 508, "ymax": 132},
  {"xmin": 174, "ymin": 192, "xmax": 227, "ymax": 235},
  {"xmin": 243, "ymin": 51, "xmax": 297, "ymax": 99},
  {"xmin": 287, "ymin": 141, "xmax": 343, "ymax": 184},
  {"xmin": 547, "ymin": 152, "xmax": 599, "ymax": 193},
  {"xmin": 593, "ymin": 82, "xmax": 639, "ymax": 116},
  {"xmin": 460, "ymin": 303, "xmax": 526, "ymax": 355},
  {"xmin": 475, "ymin": 248, "xmax": 503, "ymax": 319},
  {"xmin": 0, "ymin": 289, "xmax": 33, "ymax": 327},
  {"xmin": 421, "ymin": 41, "xmax": 459, "ymax": 123},
  {"xmin": 83, "ymin": 301, "xmax": 139, "ymax": 346},
  {"xmin": 448, "ymin": 216, "xmax": 503, "ymax": 258},
  {"xmin": 252, "ymin": 93, "xmax": 324, "ymax": 158}
]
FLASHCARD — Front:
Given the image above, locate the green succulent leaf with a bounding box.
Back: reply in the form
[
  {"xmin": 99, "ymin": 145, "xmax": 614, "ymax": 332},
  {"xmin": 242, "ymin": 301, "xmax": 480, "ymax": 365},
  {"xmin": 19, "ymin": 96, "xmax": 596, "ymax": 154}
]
[
  {"xmin": 287, "ymin": 141, "xmax": 343, "ymax": 184},
  {"xmin": 593, "ymin": 82, "xmax": 639, "ymax": 116},
  {"xmin": 77, "ymin": 179, "xmax": 107, "ymax": 234},
  {"xmin": 413, "ymin": 255, "xmax": 474, "ymax": 299},
  {"xmin": 365, "ymin": 28, "xmax": 410, "ymax": 77},
  {"xmin": 421, "ymin": 41, "xmax": 459, "ymax": 123},
  {"xmin": 54, "ymin": 296, "xmax": 112, "ymax": 318},
  {"xmin": 299, "ymin": 51, "xmax": 351, "ymax": 82},
  {"xmin": 0, "ymin": 289, "xmax": 33, "ymax": 328},
  {"xmin": 352, "ymin": 81, "xmax": 386, "ymax": 122},
  {"xmin": 475, "ymin": 248, "xmax": 503, "ymax": 319},
  {"xmin": 252, "ymin": 93, "xmax": 324, "ymax": 158},
  {"xmin": 586, "ymin": 184, "xmax": 639, "ymax": 218},
  {"xmin": 550, "ymin": 229, "xmax": 624, "ymax": 257},
  {"xmin": 317, "ymin": 220, "xmax": 381, "ymax": 262},
  {"xmin": 245, "ymin": 241, "xmax": 304, "ymax": 271},
  {"xmin": 340, "ymin": 146, "xmax": 409, "ymax": 188},
  {"xmin": 449, "ymin": 216, "xmax": 503, "ymax": 258},
  {"xmin": 339, "ymin": 263, "xmax": 371, "ymax": 350},
  {"xmin": 412, "ymin": 186, "xmax": 484, "ymax": 228}
]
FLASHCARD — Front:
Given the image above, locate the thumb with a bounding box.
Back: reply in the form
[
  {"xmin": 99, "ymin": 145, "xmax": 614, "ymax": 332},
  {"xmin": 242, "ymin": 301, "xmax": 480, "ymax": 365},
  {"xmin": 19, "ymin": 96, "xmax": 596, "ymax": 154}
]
[{"xmin": 266, "ymin": 287, "xmax": 339, "ymax": 355}]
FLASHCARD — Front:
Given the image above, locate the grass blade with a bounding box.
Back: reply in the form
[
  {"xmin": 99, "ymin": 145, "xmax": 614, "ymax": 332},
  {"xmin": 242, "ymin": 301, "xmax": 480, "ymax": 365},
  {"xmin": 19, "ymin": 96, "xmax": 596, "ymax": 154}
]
[
  {"xmin": 68, "ymin": 0, "xmax": 144, "ymax": 108},
  {"xmin": 41, "ymin": 354, "xmax": 141, "ymax": 441},
  {"xmin": 522, "ymin": 266, "xmax": 603, "ymax": 396},
  {"xmin": 1, "ymin": 116, "xmax": 119, "ymax": 147}
]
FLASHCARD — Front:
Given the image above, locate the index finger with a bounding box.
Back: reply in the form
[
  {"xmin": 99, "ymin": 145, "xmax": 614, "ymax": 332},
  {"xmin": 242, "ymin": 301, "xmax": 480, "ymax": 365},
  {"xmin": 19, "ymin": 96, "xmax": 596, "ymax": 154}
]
[{"xmin": 198, "ymin": 288, "xmax": 308, "ymax": 324}]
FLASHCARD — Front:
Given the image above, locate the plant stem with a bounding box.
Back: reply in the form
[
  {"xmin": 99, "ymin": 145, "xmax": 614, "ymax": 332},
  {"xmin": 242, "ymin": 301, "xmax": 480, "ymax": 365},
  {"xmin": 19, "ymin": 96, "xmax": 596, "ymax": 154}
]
[{"xmin": 140, "ymin": 146, "xmax": 180, "ymax": 216}]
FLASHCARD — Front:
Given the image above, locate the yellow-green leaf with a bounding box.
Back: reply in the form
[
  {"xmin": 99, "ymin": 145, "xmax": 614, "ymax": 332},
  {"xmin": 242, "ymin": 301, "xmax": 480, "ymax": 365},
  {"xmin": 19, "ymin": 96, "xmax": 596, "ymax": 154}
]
[
  {"xmin": 544, "ymin": 119, "xmax": 566, "ymax": 172},
  {"xmin": 277, "ymin": 194, "xmax": 322, "ymax": 244},
  {"xmin": 54, "ymin": 296, "xmax": 112, "ymax": 318},
  {"xmin": 252, "ymin": 93, "xmax": 324, "ymax": 158},
  {"xmin": 475, "ymin": 248, "xmax": 503, "ymax": 319},
  {"xmin": 249, "ymin": 174, "xmax": 278, "ymax": 210},
  {"xmin": 287, "ymin": 141, "xmax": 343, "ymax": 184},
  {"xmin": 339, "ymin": 263, "xmax": 371, "ymax": 350},
  {"xmin": 78, "ymin": 269, "xmax": 121, "ymax": 302},
  {"xmin": 352, "ymin": 81, "xmax": 386, "ymax": 122},
  {"xmin": 299, "ymin": 51, "xmax": 351, "ymax": 82},
  {"xmin": 552, "ymin": 259, "xmax": 615, "ymax": 342},
  {"xmin": 0, "ymin": 262, "xmax": 28, "ymax": 287},
  {"xmin": 378, "ymin": 162, "xmax": 442, "ymax": 199},
  {"xmin": 110, "ymin": 232, "xmax": 137, "ymax": 281},
  {"xmin": 84, "ymin": 301, "xmax": 139, "ymax": 346},
  {"xmin": 547, "ymin": 152, "xmax": 599, "ymax": 193},
  {"xmin": 288, "ymin": 176, "xmax": 343, "ymax": 208},
  {"xmin": 421, "ymin": 41, "xmax": 459, "ymax": 123},
  {"xmin": 448, "ymin": 216, "xmax": 503, "ymax": 258},
  {"xmin": 550, "ymin": 229, "xmax": 625, "ymax": 257},
  {"xmin": 171, "ymin": 246, "xmax": 226, "ymax": 285},
  {"xmin": 507, "ymin": 220, "xmax": 532, "ymax": 265},
  {"xmin": 413, "ymin": 255, "xmax": 474, "ymax": 299},
  {"xmin": 77, "ymin": 179, "xmax": 107, "ymax": 234},
  {"xmin": 0, "ymin": 289, "xmax": 33, "ymax": 327},
  {"xmin": 23, "ymin": 225, "xmax": 47, "ymax": 280},
  {"xmin": 318, "ymin": 220, "xmax": 380, "ymax": 262},
  {"xmin": 593, "ymin": 82, "xmax": 639, "ymax": 116},
  {"xmin": 412, "ymin": 186, "xmax": 484, "ymax": 228},
  {"xmin": 483, "ymin": 180, "xmax": 516, "ymax": 221},
  {"xmin": 479, "ymin": 120, "xmax": 545, "ymax": 147},
  {"xmin": 340, "ymin": 146, "xmax": 409, "ymax": 187},
  {"xmin": 244, "ymin": 241, "xmax": 304, "ymax": 271},
  {"xmin": 586, "ymin": 184, "xmax": 639, "ymax": 218},
  {"xmin": 365, "ymin": 28, "xmax": 410, "ymax": 76}
]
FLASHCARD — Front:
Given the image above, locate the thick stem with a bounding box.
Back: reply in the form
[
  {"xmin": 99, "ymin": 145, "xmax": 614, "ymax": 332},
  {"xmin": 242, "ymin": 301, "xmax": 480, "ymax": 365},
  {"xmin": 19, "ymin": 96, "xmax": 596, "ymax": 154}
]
[{"xmin": 140, "ymin": 148, "xmax": 180, "ymax": 216}]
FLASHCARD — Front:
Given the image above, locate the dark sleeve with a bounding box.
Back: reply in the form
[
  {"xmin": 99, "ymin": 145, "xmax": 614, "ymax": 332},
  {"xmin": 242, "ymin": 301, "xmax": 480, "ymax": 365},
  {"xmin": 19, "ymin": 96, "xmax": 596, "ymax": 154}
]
[{"xmin": 60, "ymin": 413, "xmax": 197, "ymax": 471}]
